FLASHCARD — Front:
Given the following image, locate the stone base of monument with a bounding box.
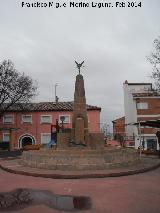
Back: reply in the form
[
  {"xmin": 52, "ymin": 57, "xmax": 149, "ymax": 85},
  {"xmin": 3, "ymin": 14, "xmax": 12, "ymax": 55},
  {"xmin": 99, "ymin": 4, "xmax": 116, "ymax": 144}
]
[
  {"xmin": 20, "ymin": 148, "xmax": 140, "ymax": 171},
  {"xmin": 56, "ymin": 132, "xmax": 105, "ymax": 150}
]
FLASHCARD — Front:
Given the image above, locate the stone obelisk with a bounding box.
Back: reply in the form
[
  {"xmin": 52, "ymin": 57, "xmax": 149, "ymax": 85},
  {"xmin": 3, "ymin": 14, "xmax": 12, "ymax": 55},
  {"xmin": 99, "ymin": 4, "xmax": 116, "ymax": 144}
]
[{"xmin": 72, "ymin": 62, "xmax": 89, "ymax": 145}]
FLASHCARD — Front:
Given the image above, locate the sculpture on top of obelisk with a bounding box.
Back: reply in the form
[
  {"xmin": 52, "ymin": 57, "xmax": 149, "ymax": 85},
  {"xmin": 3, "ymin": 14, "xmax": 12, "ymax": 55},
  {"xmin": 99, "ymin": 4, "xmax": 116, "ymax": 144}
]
[
  {"xmin": 72, "ymin": 61, "xmax": 89, "ymax": 145},
  {"xmin": 75, "ymin": 61, "xmax": 84, "ymax": 75}
]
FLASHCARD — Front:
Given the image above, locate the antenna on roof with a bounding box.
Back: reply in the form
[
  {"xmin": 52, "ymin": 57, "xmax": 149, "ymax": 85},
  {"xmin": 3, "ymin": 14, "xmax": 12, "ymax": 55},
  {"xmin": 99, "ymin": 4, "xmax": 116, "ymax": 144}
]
[
  {"xmin": 54, "ymin": 83, "xmax": 59, "ymax": 104},
  {"xmin": 56, "ymin": 96, "xmax": 59, "ymax": 104}
]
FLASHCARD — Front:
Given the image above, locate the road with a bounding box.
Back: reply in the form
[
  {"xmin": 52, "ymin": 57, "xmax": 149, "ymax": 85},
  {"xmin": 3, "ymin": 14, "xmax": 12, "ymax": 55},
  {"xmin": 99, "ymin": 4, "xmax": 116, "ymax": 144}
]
[{"xmin": 0, "ymin": 166, "xmax": 160, "ymax": 213}]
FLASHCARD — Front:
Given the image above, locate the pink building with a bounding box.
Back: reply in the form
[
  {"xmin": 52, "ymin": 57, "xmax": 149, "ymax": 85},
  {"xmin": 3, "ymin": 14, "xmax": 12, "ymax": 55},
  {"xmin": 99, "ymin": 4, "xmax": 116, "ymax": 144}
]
[{"xmin": 0, "ymin": 102, "xmax": 101, "ymax": 148}]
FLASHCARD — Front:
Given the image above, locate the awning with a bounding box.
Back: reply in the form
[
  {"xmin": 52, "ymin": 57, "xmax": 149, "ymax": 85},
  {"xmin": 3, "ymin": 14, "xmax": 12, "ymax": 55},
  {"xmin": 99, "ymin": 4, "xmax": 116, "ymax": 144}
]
[{"xmin": 132, "ymin": 119, "xmax": 160, "ymax": 128}]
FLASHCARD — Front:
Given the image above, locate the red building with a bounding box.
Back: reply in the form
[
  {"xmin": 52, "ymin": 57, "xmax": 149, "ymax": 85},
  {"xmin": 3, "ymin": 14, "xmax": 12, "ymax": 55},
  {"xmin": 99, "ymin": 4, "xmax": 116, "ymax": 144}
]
[
  {"xmin": 0, "ymin": 102, "xmax": 101, "ymax": 149},
  {"xmin": 112, "ymin": 117, "xmax": 125, "ymax": 139},
  {"xmin": 133, "ymin": 91, "xmax": 160, "ymax": 150},
  {"xmin": 112, "ymin": 116, "xmax": 135, "ymax": 147},
  {"xmin": 113, "ymin": 81, "xmax": 160, "ymax": 150}
]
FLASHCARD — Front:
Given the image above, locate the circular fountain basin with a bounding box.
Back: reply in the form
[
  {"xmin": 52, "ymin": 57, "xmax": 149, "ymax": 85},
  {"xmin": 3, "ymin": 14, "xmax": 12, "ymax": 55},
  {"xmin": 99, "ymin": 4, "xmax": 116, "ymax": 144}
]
[{"xmin": 20, "ymin": 147, "xmax": 140, "ymax": 171}]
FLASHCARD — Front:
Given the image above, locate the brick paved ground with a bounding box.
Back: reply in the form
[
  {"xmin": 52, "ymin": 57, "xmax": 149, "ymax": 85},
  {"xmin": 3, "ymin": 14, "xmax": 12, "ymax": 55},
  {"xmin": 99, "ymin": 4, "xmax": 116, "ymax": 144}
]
[{"xmin": 0, "ymin": 165, "xmax": 160, "ymax": 213}]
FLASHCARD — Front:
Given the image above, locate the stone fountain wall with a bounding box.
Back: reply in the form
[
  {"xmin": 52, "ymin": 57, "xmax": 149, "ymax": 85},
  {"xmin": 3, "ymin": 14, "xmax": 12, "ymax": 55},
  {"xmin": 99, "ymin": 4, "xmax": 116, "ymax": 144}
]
[{"xmin": 21, "ymin": 148, "xmax": 140, "ymax": 170}]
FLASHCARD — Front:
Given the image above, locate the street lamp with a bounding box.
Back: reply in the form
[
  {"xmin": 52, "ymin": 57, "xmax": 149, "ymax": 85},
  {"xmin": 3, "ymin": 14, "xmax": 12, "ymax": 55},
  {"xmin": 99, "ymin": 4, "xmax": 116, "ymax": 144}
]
[
  {"xmin": 60, "ymin": 116, "xmax": 65, "ymax": 132},
  {"xmin": 138, "ymin": 122, "xmax": 142, "ymax": 158}
]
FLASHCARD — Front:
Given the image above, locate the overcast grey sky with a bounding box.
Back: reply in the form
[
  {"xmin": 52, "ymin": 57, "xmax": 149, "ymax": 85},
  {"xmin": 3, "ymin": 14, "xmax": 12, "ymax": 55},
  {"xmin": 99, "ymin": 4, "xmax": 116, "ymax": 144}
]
[{"xmin": 0, "ymin": 0, "xmax": 160, "ymax": 129}]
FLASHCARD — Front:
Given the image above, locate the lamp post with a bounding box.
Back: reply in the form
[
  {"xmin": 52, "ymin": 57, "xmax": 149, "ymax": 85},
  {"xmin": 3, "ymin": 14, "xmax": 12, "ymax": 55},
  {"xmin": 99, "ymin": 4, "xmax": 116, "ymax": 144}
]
[
  {"xmin": 156, "ymin": 131, "xmax": 160, "ymax": 158},
  {"xmin": 138, "ymin": 122, "xmax": 142, "ymax": 157},
  {"xmin": 60, "ymin": 116, "xmax": 65, "ymax": 132}
]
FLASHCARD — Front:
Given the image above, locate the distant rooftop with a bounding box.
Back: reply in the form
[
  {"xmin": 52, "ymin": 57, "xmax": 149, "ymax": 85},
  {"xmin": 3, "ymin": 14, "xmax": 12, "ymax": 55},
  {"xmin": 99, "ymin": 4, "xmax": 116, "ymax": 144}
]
[
  {"xmin": 128, "ymin": 83, "xmax": 152, "ymax": 86},
  {"xmin": 124, "ymin": 80, "xmax": 152, "ymax": 86},
  {"xmin": 2, "ymin": 102, "xmax": 101, "ymax": 112},
  {"xmin": 112, "ymin": 116, "xmax": 125, "ymax": 123}
]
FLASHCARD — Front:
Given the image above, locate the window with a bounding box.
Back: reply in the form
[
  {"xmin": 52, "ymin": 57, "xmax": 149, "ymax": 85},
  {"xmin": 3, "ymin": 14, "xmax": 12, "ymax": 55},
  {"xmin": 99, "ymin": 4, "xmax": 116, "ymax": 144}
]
[
  {"xmin": 3, "ymin": 133, "xmax": 10, "ymax": 142},
  {"xmin": 22, "ymin": 115, "xmax": 32, "ymax": 123},
  {"xmin": 137, "ymin": 102, "xmax": 148, "ymax": 109},
  {"xmin": 59, "ymin": 115, "xmax": 70, "ymax": 124},
  {"xmin": 40, "ymin": 115, "xmax": 52, "ymax": 124},
  {"xmin": 3, "ymin": 115, "xmax": 14, "ymax": 124},
  {"xmin": 41, "ymin": 133, "xmax": 51, "ymax": 144}
]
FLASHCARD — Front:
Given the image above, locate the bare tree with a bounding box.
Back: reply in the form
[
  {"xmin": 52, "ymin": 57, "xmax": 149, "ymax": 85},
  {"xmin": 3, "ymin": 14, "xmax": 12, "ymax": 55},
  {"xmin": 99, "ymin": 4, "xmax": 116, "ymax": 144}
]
[
  {"xmin": 0, "ymin": 59, "xmax": 38, "ymax": 117},
  {"xmin": 115, "ymin": 133, "xmax": 126, "ymax": 147},
  {"xmin": 148, "ymin": 36, "xmax": 160, "ymax": 90}
]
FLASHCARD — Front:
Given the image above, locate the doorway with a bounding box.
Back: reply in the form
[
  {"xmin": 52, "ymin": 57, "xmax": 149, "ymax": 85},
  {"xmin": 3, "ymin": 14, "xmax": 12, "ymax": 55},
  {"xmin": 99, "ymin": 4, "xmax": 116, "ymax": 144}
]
[
  {"xmin": 19, "ymin": 135, "xmax": 35, "ymax": 148},
  {"xmin": 147, "ymin": 139, "xmax": 157, "ymax": 150}
]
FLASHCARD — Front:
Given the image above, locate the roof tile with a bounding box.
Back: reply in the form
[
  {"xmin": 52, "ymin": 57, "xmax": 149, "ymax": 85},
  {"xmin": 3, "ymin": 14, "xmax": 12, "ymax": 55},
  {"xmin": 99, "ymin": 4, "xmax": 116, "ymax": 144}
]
[{"xmin": 2, "ymin": 102, "xmax": 101, "ymax": 112}]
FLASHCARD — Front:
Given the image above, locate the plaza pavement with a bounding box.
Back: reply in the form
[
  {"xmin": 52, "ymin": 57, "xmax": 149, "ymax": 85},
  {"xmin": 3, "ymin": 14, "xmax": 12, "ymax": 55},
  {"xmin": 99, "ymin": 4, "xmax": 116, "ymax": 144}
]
[{"xmin": 0, "ymin": 161, "xmax": 160, "ymax": 213}]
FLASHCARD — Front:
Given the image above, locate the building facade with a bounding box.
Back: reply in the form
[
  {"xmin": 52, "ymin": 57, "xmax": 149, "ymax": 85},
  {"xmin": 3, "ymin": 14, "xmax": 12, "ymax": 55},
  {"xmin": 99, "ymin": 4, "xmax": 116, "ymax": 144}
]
[
  {"xmin": 112, "ymin": 116, "xmax": 135, "ymax": 147},
  {"xmin": 0, "ymin": 102, "xmax": 101, "ymax": 149},
  {"xmin": 123, "ymin": 81, "xmax": 160, "ymax": 150},
  {"xmin": 112, "ymin": 117, "xmax": 125, "ymax": 139}
]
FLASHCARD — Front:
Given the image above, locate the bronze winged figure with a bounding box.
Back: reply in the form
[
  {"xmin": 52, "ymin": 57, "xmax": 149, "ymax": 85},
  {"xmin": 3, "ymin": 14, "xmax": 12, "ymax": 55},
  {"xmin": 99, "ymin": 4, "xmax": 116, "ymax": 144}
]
[{"xmin": 75, "ymin": 61, "xmax": 84, "ymax": 74}]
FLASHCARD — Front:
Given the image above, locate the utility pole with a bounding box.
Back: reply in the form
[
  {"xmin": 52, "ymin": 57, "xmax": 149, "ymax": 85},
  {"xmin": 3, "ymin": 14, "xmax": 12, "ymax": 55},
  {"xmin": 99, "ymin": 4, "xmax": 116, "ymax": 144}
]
[{"xmin": 139, "ymin": 122, "xmax": 142, "ymax": 157}]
